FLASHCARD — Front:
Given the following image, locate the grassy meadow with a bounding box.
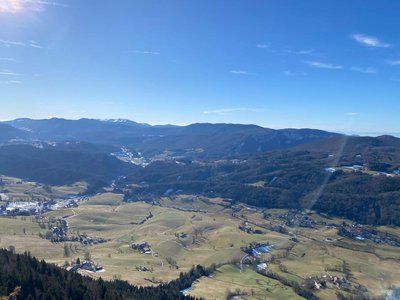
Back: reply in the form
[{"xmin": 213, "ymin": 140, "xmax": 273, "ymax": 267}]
[{"xmin": 0, "ymin": 192, "xmax": 400, "ymax": 299}]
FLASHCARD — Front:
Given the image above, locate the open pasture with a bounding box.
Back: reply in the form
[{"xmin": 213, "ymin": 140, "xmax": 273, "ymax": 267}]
[{"xmin": 1, "ymin": 192, "xmax": 400, "ymax": 299}]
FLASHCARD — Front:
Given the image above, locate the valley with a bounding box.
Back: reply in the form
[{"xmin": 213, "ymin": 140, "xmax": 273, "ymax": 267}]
[
  {"xmin": 1, "ymin": 179, "xmax": 400, "ymax": 299},
  {"xmin": 1, "ymin": 119, "xmax": 400, "ymax": 299}
]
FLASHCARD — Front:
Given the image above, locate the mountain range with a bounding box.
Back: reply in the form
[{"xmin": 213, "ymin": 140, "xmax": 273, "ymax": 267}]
[
  {"xmin": 1, "ymin": 118, "xmax": 400, "ymax": 225},
  {"xmin": 2, "ymin": 118, "xmax": 339, "ymax": 158}
]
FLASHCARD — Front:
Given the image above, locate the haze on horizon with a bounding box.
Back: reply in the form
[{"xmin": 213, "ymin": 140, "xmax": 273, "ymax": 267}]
[{"xmin": 1, "ymin": 0, "xmax": 399, "ymax": 134}]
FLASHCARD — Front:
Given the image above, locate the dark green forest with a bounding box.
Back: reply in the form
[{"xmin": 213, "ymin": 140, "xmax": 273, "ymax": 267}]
[
  {"xmin": 0, "ymin": 249, "xmax": 213, "ymax": 300},
  {"xmin": 122, "ymin": 143, "xmax": 400, "ymax": 226}
]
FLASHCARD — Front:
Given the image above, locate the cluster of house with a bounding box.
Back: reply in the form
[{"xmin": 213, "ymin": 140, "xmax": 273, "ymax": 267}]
[
  {"xmin": 0, "ymin": 196, "xmax": 88, "ymax": 217},
  {"xmin": 136, "ymin": 265, "xmax": 153, "ymax": 272},
  {"xmin": 130, "ymin": 242, "xmax": 152, "ymax": 255},
  {"xmin": 242, "ymin": 242, "xmax": 273, "ymax": 257},
  {"xmin": 1, "ymin": 201, "xmax": 42, "ymax": 216},
  {"xmin": 74, "ymin": 234, "xmax": 107, "ymax": 246},
  {"xmin": 69, "ymin": 261, "xmax": 104, "ymax": 273},
  {"xmin": 311, "ymin": 275, "xmax": 351, "ymax": 290},
  {"xmin": 338, "ymin": 223, "xmax": 400, "ymax": 247},
  {"xmin": 325, "ymin": 165, "xmax": 364, "ymax": 173},
  {"xmin": 111, "ymin": 147, "xmax": 149, "ymax": 167},
  {"xmin": 238, "ymin": 221, "xmax": 264, "ymax": 234},
  {"xmin": 45, "ymin": 219, "xmax": 107, "ymax": 246},
  {"xmin": 50, "ymin": 219, "xmax": 69, "ymax": 242},
  {"xmin": 251, "ymin": 244, "xmax": 273, "ymax": 257},
  {"xmin": 325, "ymin": 165, "xmax": 400, "ymax": 177},
  {"xmin": 277, "ymin": 210, "xmax": 317, "ymax": 228}
]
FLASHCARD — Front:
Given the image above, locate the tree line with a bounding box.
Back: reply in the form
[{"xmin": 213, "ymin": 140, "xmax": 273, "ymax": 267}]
[{"xmin": 0, "ymin": 248, "xmax": 215, "ymax": 300}]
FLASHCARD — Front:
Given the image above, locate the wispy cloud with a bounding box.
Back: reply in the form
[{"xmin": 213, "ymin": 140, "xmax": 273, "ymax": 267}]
[
  {"xmin": 386, "ymin": 60, "xmax": 400, "ymax": 66},
  {"xmin": 0, "ymin": 0, "xmax": 68, "ymax": 14},
  {"xmin": 351, "ymin": 34, "xmax": 391, "ymax": 48},
  {"xmin": 296, "ymin": 49, "xmax": 315, "ymax": 55},
  {"xmin": 350, "ymin": 66, "xmax": 376, "ymax": 74},
  {"xmin": 284, "ymin": 49, "xmax": 323, "ymax": 57},
  {"xmin": 305, "ymin": 61, "xmax": 343, "ymax": 70},
  {"xmin": 230, "ymin": 70, "xmax": 251, "ymax": 75},
  {"xmin": 344, "ymin": 112, "xmax": 360, "ymax": 116},
  {"xmin": 203, "ymin": 107, "xmax": 263, "ymax": 115},
  {"xmin": 0, "ymin": 57, "xmax": 16, "ymax": 61},
  {"xmin": 0, "ymin": 39, "xmax": 25, "ymax": 47},
  {"xmin": 0, "ymin": 39, "xmax": 42, "ymax": 49},
  {"xmin": 132, "ymin": 50, "xmax": 160, "ymax": 55},
  {"xmin": 0, "ymin": 80, "xmax": 21, "ymax": 84},
  {"xmin": 0, "ymin": 0, "xmax": 22, "ymax": 13},
  {"xmin": 0, "ymin": 71, "xmax": 23, "ymax": 76},
  {"xmin": 256, "ymin": 44, "xmax": 270, "ymax": 49},
  {"xmin": 23, "ymin": 0, "xmax": 68, "ymax": 7},
  {"xmin": 29, "ymin": 40, "xmax": 42, "ymax": 48},
  {"xmin": 283, "ymin": 70, "xmax": 307, "ymax": 77}
]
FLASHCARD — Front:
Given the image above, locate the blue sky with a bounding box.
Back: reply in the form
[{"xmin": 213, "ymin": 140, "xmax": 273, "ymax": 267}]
[{"xmin": 0, "ymin": 0, "xmax": 400, "ymax": 134}]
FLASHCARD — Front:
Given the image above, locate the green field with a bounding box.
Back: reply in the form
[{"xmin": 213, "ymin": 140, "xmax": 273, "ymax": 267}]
[
  {"xmin": 189, "ymin": 265, "xmax": 304, "ymax": 300},
  {"xmin": 0, "ymin": 175, "xmax": 87, "ymax": 201},
  {"xmin": 1, "ymin": 191, "xmax": 400, "ymax": 299}
]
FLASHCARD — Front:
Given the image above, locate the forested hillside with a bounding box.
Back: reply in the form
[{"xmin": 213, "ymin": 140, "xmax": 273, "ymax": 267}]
[
  {"xmin": 122, "ymin": 136, "xmax": 400, "ymax": 225},
  {"xmin": 0, "ymin": 249, "xmax": 212, "ymax": 300},
  {"xmin": 0, "ymin": 145, "xmax": 137, "ymax": 186},
  {"xmin": 2, "ymin": 118, "xmax": 338, "ymax": 158}
]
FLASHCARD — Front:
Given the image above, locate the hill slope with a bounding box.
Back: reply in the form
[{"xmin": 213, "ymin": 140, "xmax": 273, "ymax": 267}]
[
  {"xmin": 121, "ymin": 135, "xmax": 400, "ymax": 225},
  {"xmin": 3, "ymin": 118, "xmax": 339, "ymax": 158},
  {"xmin": 0, "ymin": 124, "xmax": 29, "ymax": 143},
  {"xmin": 0, "ymin": 248, "xmax": 210, "ymax": 300},
  {"xmin": 295, "ymin": 135, "xmax": 400, "ymax": 171},
  {"xmin": 0, "ymin": 145, "xmax": 137, "ymax": 186}
]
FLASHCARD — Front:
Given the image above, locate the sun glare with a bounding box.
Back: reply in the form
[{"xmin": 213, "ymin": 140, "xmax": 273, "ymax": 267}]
[{"xmin": 0, "ymin": 0, "xmax": 24, "ymax": 14}]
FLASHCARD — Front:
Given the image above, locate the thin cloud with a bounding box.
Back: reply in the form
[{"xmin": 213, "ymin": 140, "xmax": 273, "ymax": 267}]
[
  {"xmin": 0, "ymin": 39, "xmax": 26, "ymax": 47},
  {"xmin": 23, "ymin": 0, "xmax": 69, "ymax": 7},
  {"xmin": 230, "ymin": 70, "xmax": 250, "ymax": 75},
  {"xmin": 203, "ymin": 107, "xmax": 262, "ymax": 115},
  {"xmin": 0, "ymin": 80, "xmax": 21, "ymax": 84},
  {"xmin": 0, "ymin": 57, "xmax": 16, "ymax": 61},
  {"xmin": 0, "ymin": 39, "xmax": 42, "ymax": 49},
  {"xmin": 351, "ymin": 34, "xmax": 391, "ymax": 48},
  {"xmin": 29, "ymin": 40, "xmax": 42, "ymax": 48},
  {"xmin": 29, "ymin": 44, "xmax": 43, "ymax": 49},
  {"xmin": 284, "ymin": 49, "xmax": 323, "ymax": 57},
  {"xmin": 283, "ymin": 70, "xmax": 307, "ymax": 77},
  {"xmin": 305, "ymin": 61, "xmax": 343, "ymax": 70},
  {"xmin": 0, "ymin": 71, "xmax": 23, "ymax": 76},
  {"xmin": 132, "ymin": 50, "xmax": 160, "ymax": 55},
  {"xmin": 256, "ymin": 44, "xmax": 270, "ymax": 49},
  {"xmin": 29, "ymin": 43, "xmax": 42, "ymax": 48},
  {"xmin": 386, "ymin": 60, "xmax": 400, "ymax": 66},
  {"xmin": 0, "ymin": 0, "xmax": 22, "ymax": 13},
  {"xmin": 344, "ymin": 112, "xmax": 360, "ymax": 116},
  {"xmin": 297, "ymin": 49, "xmax": 315, "ymax": 55},
  {"xmin": 0, "ymin": 0, "xmax": 68, "ymax": 13},
  {"xmin": 350, "ymin": 67, "xmax": 376, "ymax": 74}
]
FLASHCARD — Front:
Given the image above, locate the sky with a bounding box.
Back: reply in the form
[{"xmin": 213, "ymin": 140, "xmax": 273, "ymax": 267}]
[{"xmin": 0, "ymin": 0, "xmax": 400, "ymax": 134}]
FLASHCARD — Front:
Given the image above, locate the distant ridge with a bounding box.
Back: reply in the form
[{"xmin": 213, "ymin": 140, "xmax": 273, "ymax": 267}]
[
  {"xmin": 295, "ymin": 134, "xmax": 400, "ymax": 153},
  {"xmin": 0, "ymin": 123, "xmax": 29, "ymax": 143},
  {"xmin": 2, "ymin": 118, "xmax": 340, "ymax": 158}
]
